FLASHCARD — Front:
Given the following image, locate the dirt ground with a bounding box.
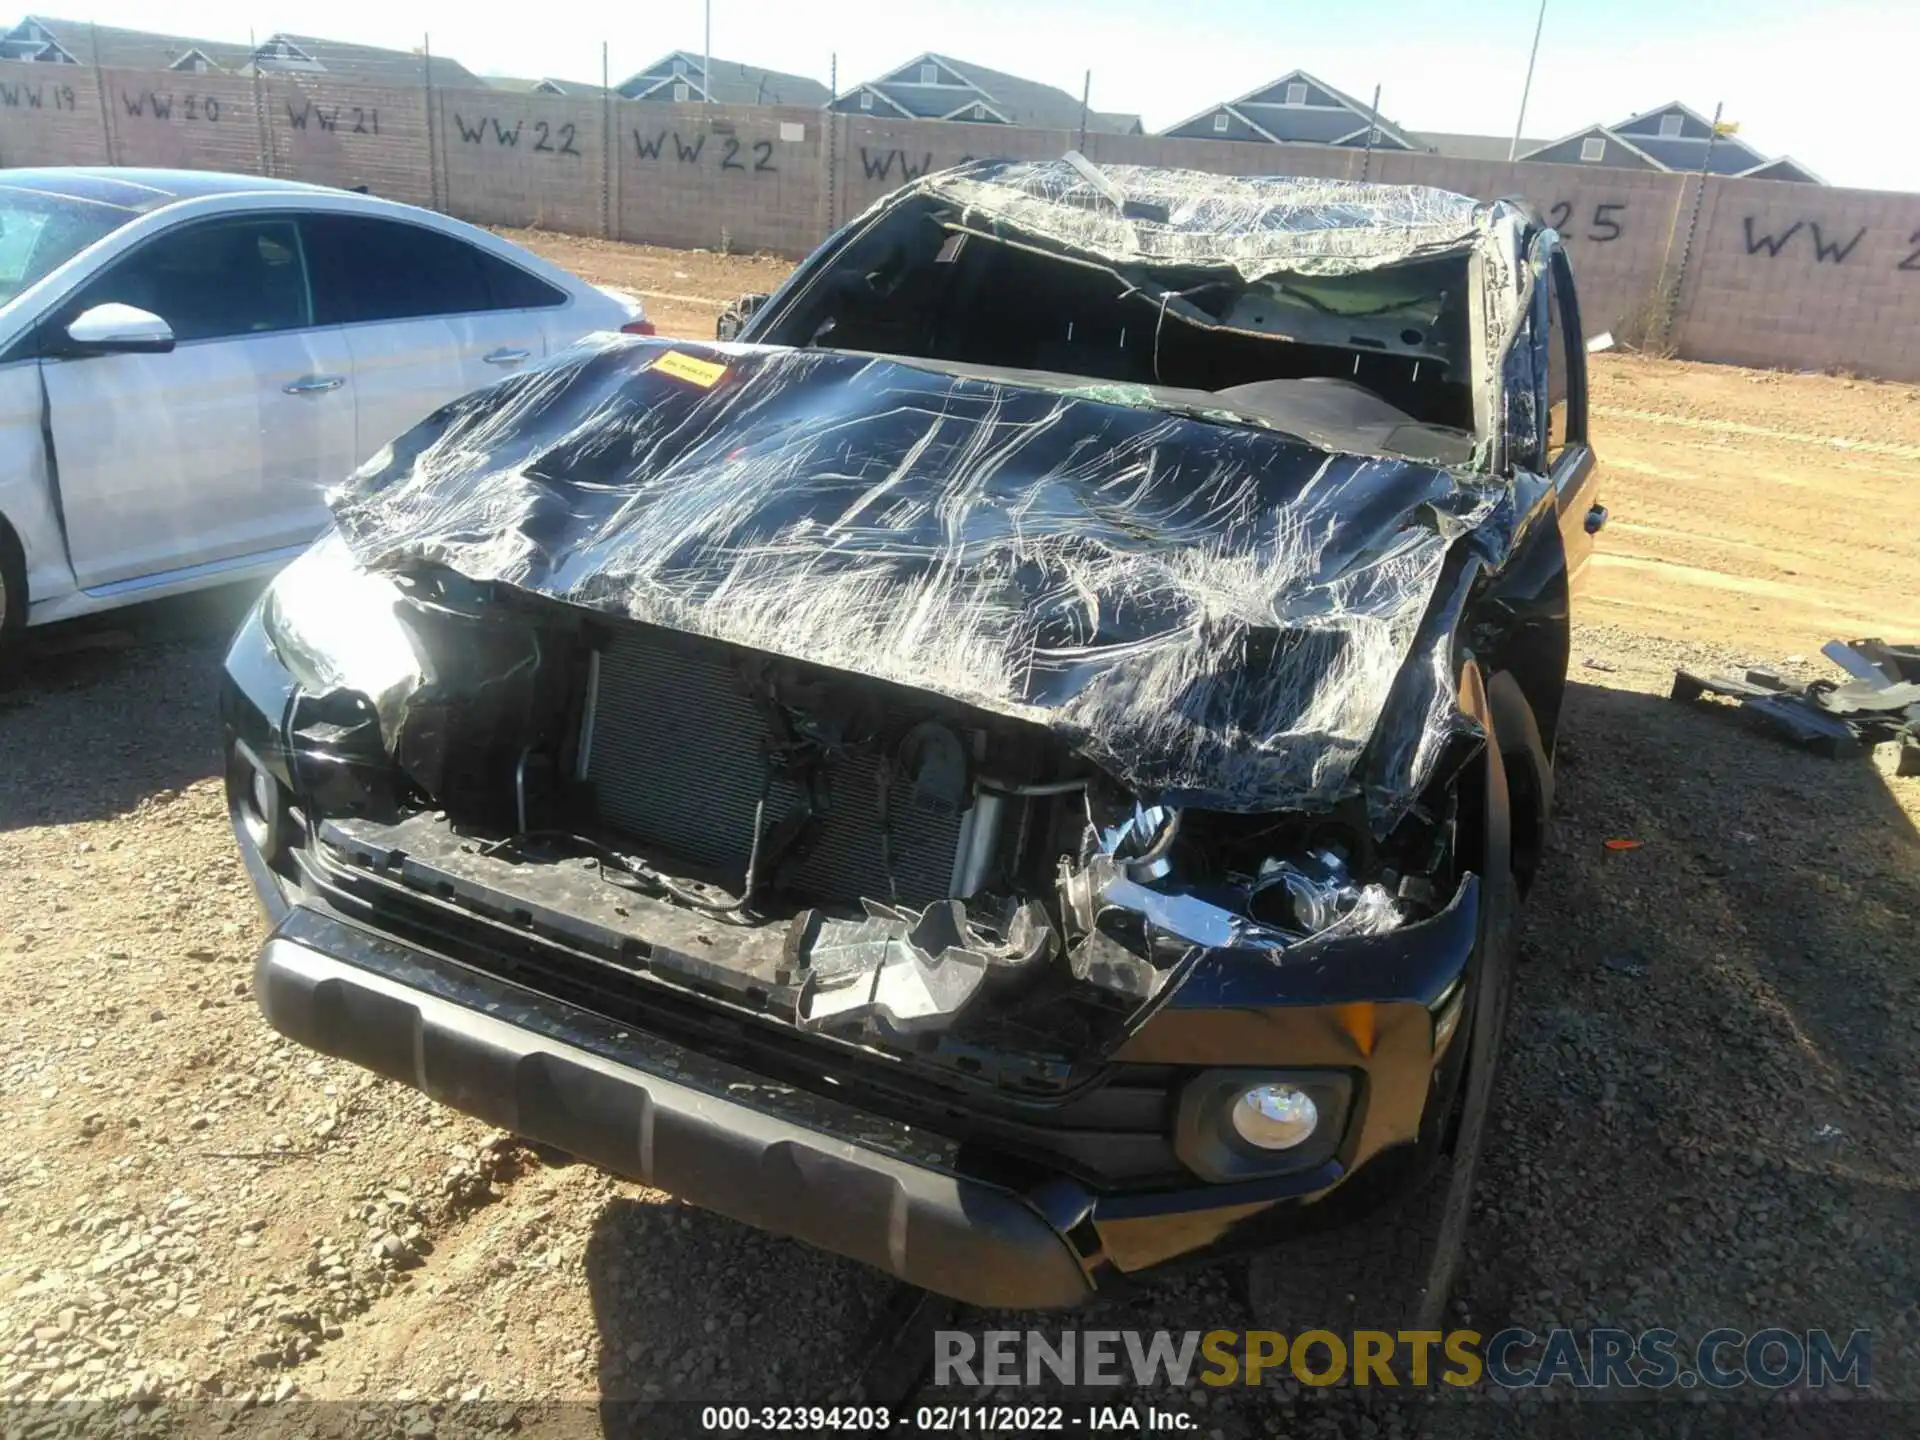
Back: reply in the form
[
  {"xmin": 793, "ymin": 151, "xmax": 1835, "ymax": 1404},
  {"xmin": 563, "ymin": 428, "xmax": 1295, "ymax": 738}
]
[
  {"xmin": 497, "ymin": 229, "xmax": 794, "ymax": 351},
  {"xmin": 1, "ymin": 238, "xmax": 1916, "ymax": 1437}
]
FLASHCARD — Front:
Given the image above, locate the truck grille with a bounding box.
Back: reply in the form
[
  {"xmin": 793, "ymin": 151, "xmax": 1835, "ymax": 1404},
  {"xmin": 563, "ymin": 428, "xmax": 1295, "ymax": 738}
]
[{"xmin": 582, "ymin": 624, "xmax": 968, "ymax": 908}]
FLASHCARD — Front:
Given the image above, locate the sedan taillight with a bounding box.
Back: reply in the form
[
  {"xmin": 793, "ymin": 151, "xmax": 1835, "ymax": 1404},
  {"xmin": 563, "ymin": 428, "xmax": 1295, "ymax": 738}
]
[{"xmin": 621, "ymin": 319, "xmax": 656, "ymax": 335}]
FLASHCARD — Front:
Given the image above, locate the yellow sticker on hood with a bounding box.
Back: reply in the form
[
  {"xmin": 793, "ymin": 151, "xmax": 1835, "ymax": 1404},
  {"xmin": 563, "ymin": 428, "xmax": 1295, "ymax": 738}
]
[{"xmin": 651, "ymin": 350, "xmax": 728, "ymax": 387}]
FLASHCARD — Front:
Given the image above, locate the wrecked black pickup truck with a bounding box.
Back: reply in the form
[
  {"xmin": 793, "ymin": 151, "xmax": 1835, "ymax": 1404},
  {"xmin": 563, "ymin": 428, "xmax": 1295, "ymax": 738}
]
[{"xmin": 221, "ymin": 157, "xmax": 1603, "ymax": 1323}]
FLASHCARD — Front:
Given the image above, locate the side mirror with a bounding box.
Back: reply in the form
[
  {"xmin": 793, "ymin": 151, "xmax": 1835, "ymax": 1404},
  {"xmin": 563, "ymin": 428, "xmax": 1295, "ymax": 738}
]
[
  {"xmin": 66, "ymin": 303, "xmax": 175, "ymax": 355},
  {"xmin": 715, "ymin": 292, "xmax": 769, "ymax": 342}
]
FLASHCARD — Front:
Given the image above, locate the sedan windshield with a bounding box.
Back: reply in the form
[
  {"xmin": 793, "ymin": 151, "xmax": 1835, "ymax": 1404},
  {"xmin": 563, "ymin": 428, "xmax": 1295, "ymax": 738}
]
[{"xmin": 0, "ymin": 186, "xmax": 135, "ymax": 307}]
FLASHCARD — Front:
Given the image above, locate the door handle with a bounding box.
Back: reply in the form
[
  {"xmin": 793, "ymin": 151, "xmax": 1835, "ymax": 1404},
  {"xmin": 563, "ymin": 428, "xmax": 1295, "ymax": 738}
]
[
  {"xmin": 482, "ymin": 347, "xmax": 531, "ymax": 366},
  {"xmin": 1585, "ymin": 504, "xmax": 1609, "ymax": 535},
  {"xmin": 283, "ymin": 374, "xmax": 345, "ymax": 394}
]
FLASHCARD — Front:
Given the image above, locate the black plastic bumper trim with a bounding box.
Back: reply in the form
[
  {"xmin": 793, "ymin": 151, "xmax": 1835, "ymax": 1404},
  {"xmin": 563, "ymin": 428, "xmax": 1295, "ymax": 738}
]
[{"xmin": 254, "ymin": 908, "xmax": 1094, "ymax": 1309}]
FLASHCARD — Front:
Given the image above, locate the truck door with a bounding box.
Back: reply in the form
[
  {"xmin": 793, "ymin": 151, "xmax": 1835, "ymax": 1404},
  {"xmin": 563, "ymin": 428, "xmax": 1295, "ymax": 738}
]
[{"xmin": 1542, "ymin": 246, "xmax": 1603, "ymax": 592}]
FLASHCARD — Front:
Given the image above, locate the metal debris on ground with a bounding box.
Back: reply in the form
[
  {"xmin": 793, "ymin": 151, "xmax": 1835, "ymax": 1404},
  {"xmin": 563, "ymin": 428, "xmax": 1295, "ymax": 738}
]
[
  {"xmin": 1670, "ymin": 639, "xmax": 1920, "ymax": 769},
  {"xmin": 1601, "ymin": 952, "xmax": 1651, "ymax": 978}
]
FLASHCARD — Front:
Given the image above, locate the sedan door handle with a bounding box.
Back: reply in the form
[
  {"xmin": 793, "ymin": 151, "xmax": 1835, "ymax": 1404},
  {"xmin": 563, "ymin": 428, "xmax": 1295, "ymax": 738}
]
[
  {"xmin": 283, "ymin": 374, "xmax": 346, "ymax": 395},
  {"xmin": 1585, "ymin": 504, "xmax": 1609, "ymax": 535},
  {"xmin": 482, "ymin": 347, "xmax": 531, "ymax": 366}
]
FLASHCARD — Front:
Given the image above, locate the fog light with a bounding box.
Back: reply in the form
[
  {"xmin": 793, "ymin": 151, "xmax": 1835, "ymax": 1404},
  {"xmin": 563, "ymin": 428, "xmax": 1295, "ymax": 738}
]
[
  {"xmin": 1176, "ymin": 1069, "xmax": 1349, "ymax": 1181},
  {"xmin": 250, "ymin": 766, "xmax": 276, "ymax": 827},
  {"xmin": 231, "ymin": 743, "xmax": 286, "ymax": 863},
  {"xmin": 1229, "ymin": 1083, "xmax": 1319, "ymax": 1150}
]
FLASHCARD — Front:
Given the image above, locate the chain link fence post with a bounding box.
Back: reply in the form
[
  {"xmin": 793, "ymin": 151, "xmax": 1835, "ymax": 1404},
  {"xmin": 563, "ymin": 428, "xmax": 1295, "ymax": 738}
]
[
  {"xmin": 825, "ymin": 53, "xmax": 838, "ymax": 239},
  {"xmin": 422, "ymin": 34, "xmax": 440, "ymax": 212},
  {"xmin": 601, "ymin": 42, "xmax": 613, "ymax": 239},
  {"xmin": 89, "ymin": 23, "xmax": 115, "ymax": 165},
  {"xmin": 1657, "ymin": 101, "xmax": 1723, "ymax": 352},
  {"xmin": 251, "ymin": 31, "xmax": 271, "ymax": 178}
]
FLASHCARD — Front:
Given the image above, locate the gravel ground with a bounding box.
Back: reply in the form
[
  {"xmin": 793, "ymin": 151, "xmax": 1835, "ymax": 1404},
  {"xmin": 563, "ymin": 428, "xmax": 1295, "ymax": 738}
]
[{"xmin": 1, "ymin": 244, "xmax": 1916, "ymax": 1437}]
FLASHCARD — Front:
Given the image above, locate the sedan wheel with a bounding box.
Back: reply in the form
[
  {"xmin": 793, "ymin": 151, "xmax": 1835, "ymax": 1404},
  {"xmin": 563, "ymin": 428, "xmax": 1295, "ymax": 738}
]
[{"xmin": 0, "ymin": 523, "xmax": 26, "ymax": 687}]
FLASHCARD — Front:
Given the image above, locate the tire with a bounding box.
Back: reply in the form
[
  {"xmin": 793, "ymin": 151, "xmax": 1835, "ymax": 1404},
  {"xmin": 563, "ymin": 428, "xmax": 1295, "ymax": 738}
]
[
  {"xmin": 0, "ymin": 521, "xmax": 26, "ymax": 690},
  {"xmin": 1245, "ymin": 761, "xmax": 1521, "ymax": 1337}
]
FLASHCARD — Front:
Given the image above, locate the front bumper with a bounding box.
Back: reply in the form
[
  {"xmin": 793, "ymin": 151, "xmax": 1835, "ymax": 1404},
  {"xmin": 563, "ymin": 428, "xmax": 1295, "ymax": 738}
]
[
  {"xmin": 258, "ymin": 905, "xmax": 1095, "ymax": 1308},
  {"xmin": 249, "ymin": 878, "xmax": 1481, "ymax": 1305},
  {"xmin": 224, "ymin": 613, "xmax": 1487, "ymax": 1307}
]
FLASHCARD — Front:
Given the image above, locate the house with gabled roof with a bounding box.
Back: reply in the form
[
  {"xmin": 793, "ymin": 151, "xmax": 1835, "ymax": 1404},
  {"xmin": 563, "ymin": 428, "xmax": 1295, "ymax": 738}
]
[
  {"xmin": 617, "ymin": 51, "xmax": 829, "ymax": 107},
  {"xmin": 1520, "ymin": 123, "xmax": 1669, "ymax": 172},
  {"xmin": 829, "ymin": 53, "xmax": 1141, "ymax": 133},
  {"xmin": 1738, "ymin": 155, "xmax": 1825, "ymax": 184},
  {"xmin": 250, "ymin": 33, "xmax": 482, "ymax": 88},
  {"xmin": 0, "ymin": 17, "xmax": 485, "ymax": 87},
  {"xmin": 0, "ymin": 15, "xmax": 253, "ymax": 72},
  {"xmin": 485, "ymin": 75, "xmax": 599, "ymax": 98},
  {"xmin": 1602, "ymin": 102, "xmax": 1769, "ymax": 174},
  {"xmin": 1519, "ymin": 103, "xmax": 1823, "ymax": 183},
  {"xmin": 1159, "ymin": 69, "xmax": 1412, "ymax": 149}
]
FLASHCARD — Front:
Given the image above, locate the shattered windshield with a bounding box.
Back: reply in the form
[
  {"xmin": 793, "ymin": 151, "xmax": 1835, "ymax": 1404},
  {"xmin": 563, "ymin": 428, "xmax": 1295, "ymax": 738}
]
[{"xmin": 754, "ymin": 181, "xmax": 1482, "ymax": 469}]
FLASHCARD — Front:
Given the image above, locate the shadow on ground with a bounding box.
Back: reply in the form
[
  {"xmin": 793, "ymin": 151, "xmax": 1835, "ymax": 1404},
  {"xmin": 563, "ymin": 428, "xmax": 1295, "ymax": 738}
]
[
  {"xmin": 1431, "ymin": 677, "xmax": 1920, "ymax": 1434},
  {"xmin": 0, "ymin": 581, "xmax": 262, "ymax": 831},
  {"xmin": 579, "ymin": 1192, "xmax": 900, "ymax": 1431},
  {"xmin": 572, "ymin": 676, "xmax": 1918, "ymax": 1437}
]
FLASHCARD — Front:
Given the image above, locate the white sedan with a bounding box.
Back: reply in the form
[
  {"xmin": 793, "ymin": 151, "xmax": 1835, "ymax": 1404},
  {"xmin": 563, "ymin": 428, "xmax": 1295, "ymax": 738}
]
[{"xmin": 0, "ymin": 167, "xmax": 651, "ymax": 671}]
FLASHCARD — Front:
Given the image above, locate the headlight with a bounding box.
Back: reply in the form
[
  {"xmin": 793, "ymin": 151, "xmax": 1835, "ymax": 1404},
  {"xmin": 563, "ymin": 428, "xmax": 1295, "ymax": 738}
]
[
  {"xmin": 262, "ymin": 532, "xmax": 423, "ymax": 730},
  {"xmin": 1229, "ymin": 1083, "xmax": 1319, "ymax": 1150},
  {"xmin": 1250, "ymin": 848, "xmax": 1401, "ymax": 938}
]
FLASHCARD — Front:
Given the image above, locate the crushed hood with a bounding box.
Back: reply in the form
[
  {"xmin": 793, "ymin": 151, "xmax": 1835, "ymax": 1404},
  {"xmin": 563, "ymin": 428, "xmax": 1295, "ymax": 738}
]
[{"xmin": 329, "ymin": 339, "xmax": 1534, "ymax": 822}]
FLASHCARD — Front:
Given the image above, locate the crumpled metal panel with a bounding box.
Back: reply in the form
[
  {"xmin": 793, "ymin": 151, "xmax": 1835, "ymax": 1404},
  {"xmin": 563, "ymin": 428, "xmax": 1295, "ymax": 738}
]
[
  {"xmin": 329, "ymin": 336, "xmax": 1537, "ymax": 822},
  {"xmin": 916, "ymin": 158, "xmax": 1492, "ymax": 280}
]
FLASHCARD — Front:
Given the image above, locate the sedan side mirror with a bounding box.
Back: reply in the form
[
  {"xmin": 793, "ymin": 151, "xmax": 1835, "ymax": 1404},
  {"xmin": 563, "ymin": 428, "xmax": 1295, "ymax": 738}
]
[
  {"xmin": 715, "ymin": 293, "xmax": 769, "ymax": 342},
  {"xmin": 66, "ymin": 303, "xmax": 175, "ymax": 355}
]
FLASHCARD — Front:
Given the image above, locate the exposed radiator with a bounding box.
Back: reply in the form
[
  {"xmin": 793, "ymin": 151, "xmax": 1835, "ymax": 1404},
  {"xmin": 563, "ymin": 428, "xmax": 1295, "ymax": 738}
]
[{"xmin": 580, "ymin": 624, "xmax": 971, "ymax": 908}]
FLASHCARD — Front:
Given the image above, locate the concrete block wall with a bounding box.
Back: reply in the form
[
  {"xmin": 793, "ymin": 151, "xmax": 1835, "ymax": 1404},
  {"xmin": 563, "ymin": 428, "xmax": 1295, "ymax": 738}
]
[
  {"xmin": 831, "ymin": 113, "xmax": 1079, "ymax": 225},
  {"xmin": 96, "ymin": 67, "xmax": 265, "ymax": 173},
  {"xmin": 268, "ymin": 74, "xmax": 432, "ymax": 207},
  {"xmin": 615, "ymin": 102, "xmax": 825, "ymax": 253},
  {"xmin": 438, "ymin": 88, "xmax": 604, "ymax": 233},
  {"xmin": 0, "ymin": 63, "xmax": 112, "ymax": 165},
  {"xmin": 5, "ymin": 56, "xmax": 1919, "ymax": 382},
  {"xmin": 1089, "ymin": 128, "xmax": 1362, "ymax": 182},
  {"xmin": 1672, "ymin": 179, "xmax": 1920, "ymax": 377}
]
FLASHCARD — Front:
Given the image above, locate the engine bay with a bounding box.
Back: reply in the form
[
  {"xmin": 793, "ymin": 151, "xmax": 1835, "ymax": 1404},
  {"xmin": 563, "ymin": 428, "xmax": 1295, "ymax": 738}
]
[{"xmin": 283, "ymin": 574, "xmax": 1471, "ymax": 1082}]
